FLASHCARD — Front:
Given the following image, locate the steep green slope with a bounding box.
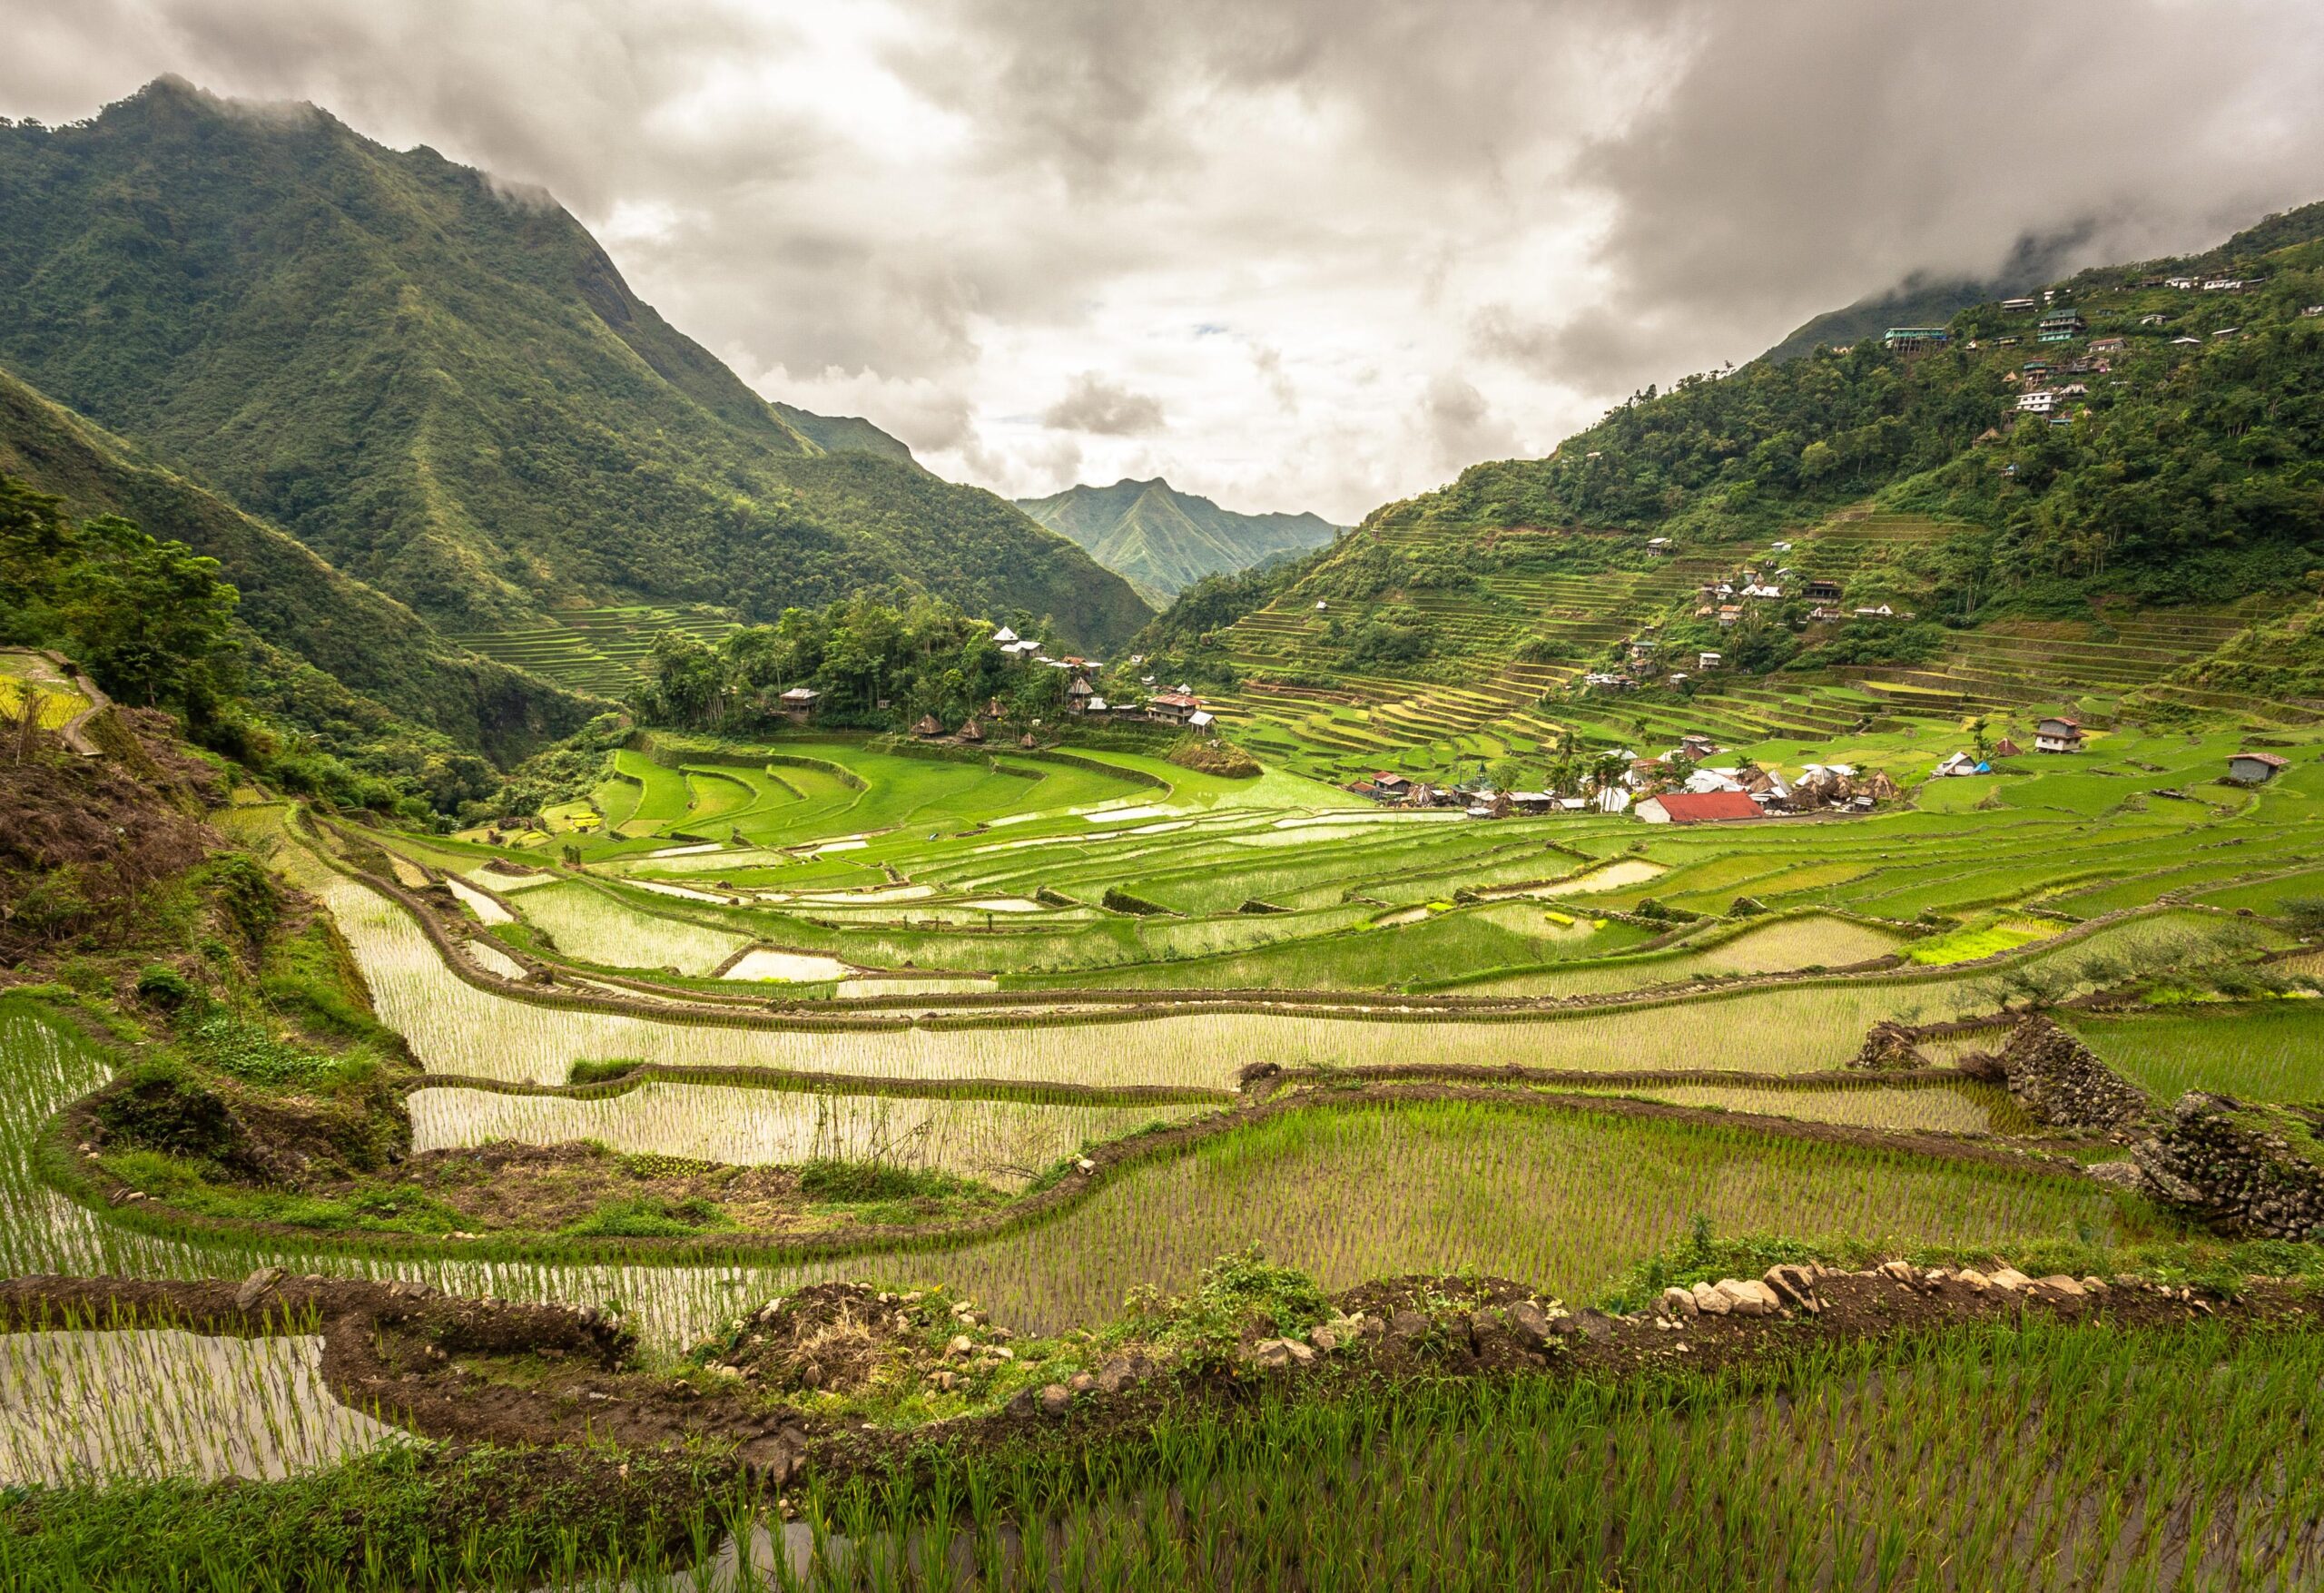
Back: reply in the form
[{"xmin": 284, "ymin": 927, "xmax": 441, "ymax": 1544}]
[
  {"xmin": 772, "ymin": 402, "xmax": 919, "ymax": 466},
  {"xmin": 0, "ymin": 78, "xmax": 1147, "ymax": 649},
  {"xmin": 0, "ymin": 363, "xmax": 589, "ymax": 764},
  {"xmin": 1761, "ymin": 232, "xmax": 2090, "ymax": 364},
  {"xmin": 1018, "ymin": 477, "xmax": 1341, "ymax": 604}
]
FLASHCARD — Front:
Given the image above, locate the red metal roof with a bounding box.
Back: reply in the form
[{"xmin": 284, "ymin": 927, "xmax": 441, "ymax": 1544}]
[
  {"xmin": 2235, "ymin": 752, "xmax": 2290, "ymax": 768},
  {"xmin": 1649, "ymin": 790, "xmax": 1763, "ymax": 823}
]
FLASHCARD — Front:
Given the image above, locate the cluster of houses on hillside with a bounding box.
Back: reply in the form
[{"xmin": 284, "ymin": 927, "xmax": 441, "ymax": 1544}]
[{"xmin": 1346, "ymin": 731, "xmax": 1903, "ymax": 825}]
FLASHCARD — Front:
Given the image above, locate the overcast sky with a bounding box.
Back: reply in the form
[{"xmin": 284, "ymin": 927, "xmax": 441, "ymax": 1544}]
[{"xmin": 8, "ymin": 1, "xmax": 2324, "ymax": 524}]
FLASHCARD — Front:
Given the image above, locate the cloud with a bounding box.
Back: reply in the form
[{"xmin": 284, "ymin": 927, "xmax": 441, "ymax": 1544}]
[
  {"xmin": 1040, "ymin": 372, "xmax": 1167, "ymax": 436},
  {"xmin": 5, "ymin": 0, "xmax": 2322, "ymax": 527},
  {"xmin": 1420, "ymin": 374, "xmax": 1517, "ymax": 473}
]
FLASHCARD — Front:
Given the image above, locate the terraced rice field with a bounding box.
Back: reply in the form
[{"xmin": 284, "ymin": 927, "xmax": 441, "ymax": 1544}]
[{"xmin": 764, "ymin": 1100, "xmax": 2128, "ymax": 1332}]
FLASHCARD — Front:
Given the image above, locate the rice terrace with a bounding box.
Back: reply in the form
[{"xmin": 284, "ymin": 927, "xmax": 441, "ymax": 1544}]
[{"xmin": 9, "ymin": 26, "xmax": 2324, "ymax": 1593}]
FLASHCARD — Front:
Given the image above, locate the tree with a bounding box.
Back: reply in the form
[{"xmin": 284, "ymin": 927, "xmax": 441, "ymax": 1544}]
[
  {"xmin": 638, "ymin": 631, "xmax": 725, "ymax": 727},
  {"xmin": 58, "ymin": 516, "xmax": 240, "ymax": 713}
]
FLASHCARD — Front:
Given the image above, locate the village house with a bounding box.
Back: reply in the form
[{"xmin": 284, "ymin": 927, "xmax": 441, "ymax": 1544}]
[
  {"xmin": 2139, "ymin": 312, "xmax": 2168, "ymax": 326},
  {"xmin": 2171, "ymin": 335, "xmax": 2203, "ymax": 346},
  {"xmin": 1992, "ymin": 736, "xmax": 2024, "ymax": 758},
  {"xmin": 775, "ymin": 685, "xmax": 819, "ymax": 723},
  {"xmin": 2017, "ymin": 390, "xmax": 2056, "ymax": 415},
  {"xmin": 1808, "ymin": 605, "xmax": 1844, "ymax": 623},
  {"xmin": 1146, "ymin": 691, "xmax": 1201, "ymax": 725},
  {"xmin": 1698, "ymin": 650, "xmax": 1721, "ymax": 671},
  {"xmin": 1853, "ymin": 604, "xmax": 1896, "ymax": 619},
  {"xmin": 2089, "ymin": 336, "xmax": 2125, "ymax": 354},
  {"xmin": 1187, "ymin": 709, "xmax": 1215, "ymax": 731},
  {"xmin": 2034, "ymin": 716, "xmax": 2083, "ymax": 754},
  {"xmin": 1065, "ymin": 678, "xmax": 1094, "ymax": 713},
  {"xmin": 2227, "ymin": 751, "xmax": 2290, "ymax": 785},
  {"xmin": 1882, "ymin": 326, "xmax": 1949, "ymax": 354},
  {"xmin": 1678, "ymin": 733, "xmax": 1718, "ymax": 762},
  {"xmin": 1634, "ymin": 790, "xmax": 1763, "ymax": 825},
  {"xmin": 2037, "ymin": 309, "xmax": 2085, "ymax": 342},
  {"xmin": 2165, "ymin": 276, "xmax": 2199, "ymax": 290},
  {"xmin": 1999, "ymin": 296, "xmax": 2038, "ymax": 313},
  {"xmin": 990, "ymin": 626, "xmax": 1018, "ymax": 644},
  {"xmin": 1717, "ymin": 605, "xmax": 1742, "ymax": 627},
  {"xmin": 912, "ymin": 713, "xmax": 944, "ymax": 738},
  {"xmin": 2201, "ymin": 278, "xmax": 2243, "ymax": 292},
  {"xmin": 958, "ymin": 717, "xmax": 984, "ymax": 744},
  {"xmin": 1626, "ymin": 757, "xmax": 1667, "ymax": 789},
  {"xmin": 2305, "ymin": 306, "xmax": 2324, "ymax": 319},
  {"xmin": 1805, "ymin": 578, "xmax": 1843, "ymax": 601}
]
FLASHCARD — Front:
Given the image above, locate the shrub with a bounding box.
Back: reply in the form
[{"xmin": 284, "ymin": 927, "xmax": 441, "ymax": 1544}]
[
  {"xmin": 795, "ymin": 1159, "xmax": 990, "ymax": 1204},
  {"xmin": 2280, "ymin": 897, "xmax": 2324, "ymax": 937},
  {"xmin": 134, "ymin": 964, "xmax": 195, "ymax": 1009}
]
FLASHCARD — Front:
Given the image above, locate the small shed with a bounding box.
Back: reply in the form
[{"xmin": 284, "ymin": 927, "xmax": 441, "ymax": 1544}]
[
  {"xmin": 2228, "ymin": 752, "xmax": 2290, "ymax": 785},
  {"xmin": 959, "ymin": 718, "xmax": 985, "ymax": 744},
  {"xmin": 912, "ymin": 714, "xmax": 944, "ymax": 738},
  {"xmin": 1992, "ymin": 737, "xmax": 2023, "ymax": 759}
]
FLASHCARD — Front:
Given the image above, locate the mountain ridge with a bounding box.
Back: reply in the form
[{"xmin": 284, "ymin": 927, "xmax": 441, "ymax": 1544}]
[
  {"xmin": 1016, "ymin": 476, "xmax": 1341, "ymax": 605},
  {"xmin": 0, "ymin": 359, "xmax": 592, "ymax": 766},
  {"xmin": 0, "ymin": 77, "xmax": 1147, "ymax": 650}
]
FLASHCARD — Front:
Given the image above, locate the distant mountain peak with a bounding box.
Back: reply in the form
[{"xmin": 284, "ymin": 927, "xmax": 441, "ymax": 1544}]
[{"xmin": 1018, "ymin": 477, "xmax": 1343, "ymax": 606}]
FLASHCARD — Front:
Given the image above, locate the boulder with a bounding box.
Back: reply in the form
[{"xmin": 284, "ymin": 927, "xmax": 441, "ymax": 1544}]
[
  {"xmin": 1849, "ymin": 1021, "xmax": 1928, "ymax": 1072},
  {"xmin": 234, "ymin": 1266, "xmax": 285, "ymax": 1311},
  {"xmin": 1660, "ymin": 1285, "xmax": 1699, "ymax": 1320},
  {"xmin": 1762, "ymin": 1264, "xmax": 1817, "ymax": 1313},
  {"xmin": 1988, "ymin": 1267, "xmax": 2032, "ymax": 1293},
  {"xmin": 1388, "ymin": 1310, "xmax": 1430, "ymax": 1339},
  {"xmin": 1037, "ymin": 1383, "xmax": 1073, "ymax": 1418},
  {"xmin": 1689, "ymin": 1281, "xmax": 1729, "ymax": 1316},
  {"xmin": 2133, "ymin": 1093, "xmax": 2324, "ymax": 1240},
  {"xmin": 1508, "ymin": 1300, "xmax": 1557, "ymax": 1350},
  {"xmin": 1713, "ymin": 1279, "xmax": 1781, "ymax": 1317},
  {"xmin": 1567, "ymin": 1308, "xmax": 1617, "ymax": 1342},
  {"xmin": 1248, "ymin": 1337, "xmax": 1316, "ymax": 1370},
  {"xmin": 1998, "ymin": 1016, "xmax": 2152, "ymax": 1133}
]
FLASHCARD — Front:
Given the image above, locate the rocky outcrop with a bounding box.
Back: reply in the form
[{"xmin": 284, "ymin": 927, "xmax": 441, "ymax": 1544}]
[
  {"xmin": 1849, "ymin": 1021, "xmax": 1928, "ymax": 1071},
  {"xmin": 2132, "ymin": 1094, "xmax": 2324, "ymax": 1240},
  {"xmin": 1998, "ymin": 1016, "xmax": 2151, "ymax": 1132}
]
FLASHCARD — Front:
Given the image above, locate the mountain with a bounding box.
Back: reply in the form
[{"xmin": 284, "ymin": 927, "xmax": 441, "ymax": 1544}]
[
  {"xmin": 1157, "ymin": 200, "xmax": 2324, "ymax": 780},
  {"xmin": 0, "ymin": 78, "xmax": 1147, "ymax": 650},
  {"xmin": 0, "ymin": 362, "xmax": 590, "ymax": 765},
  {"xmin": 1760, "ymin": 231, "xmax": 2093, "ymax": 364},
  {"xmin": 772, "ymin": 402, "xmax": 919, "ymax": 467},
  {"xmin": 1015, "ymin": 477, "xmax": 1342, "ymax": 605}
]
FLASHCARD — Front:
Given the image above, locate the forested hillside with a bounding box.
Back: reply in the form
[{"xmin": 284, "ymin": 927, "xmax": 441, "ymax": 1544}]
[
  {"xmin": 1018, "ymin": 477, "xmax": 1340, "ymax": 604},
  {"xmin": 1380, "ymin": 202, "xmax": 2324, "ymax": 619},
  {"xmin": 0, "ymin": 78, "xmax": 1147, "ymax": 649},
  {"xmin": 0, "ymin": 365, "xmax": 587, "ymax": 764}
]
